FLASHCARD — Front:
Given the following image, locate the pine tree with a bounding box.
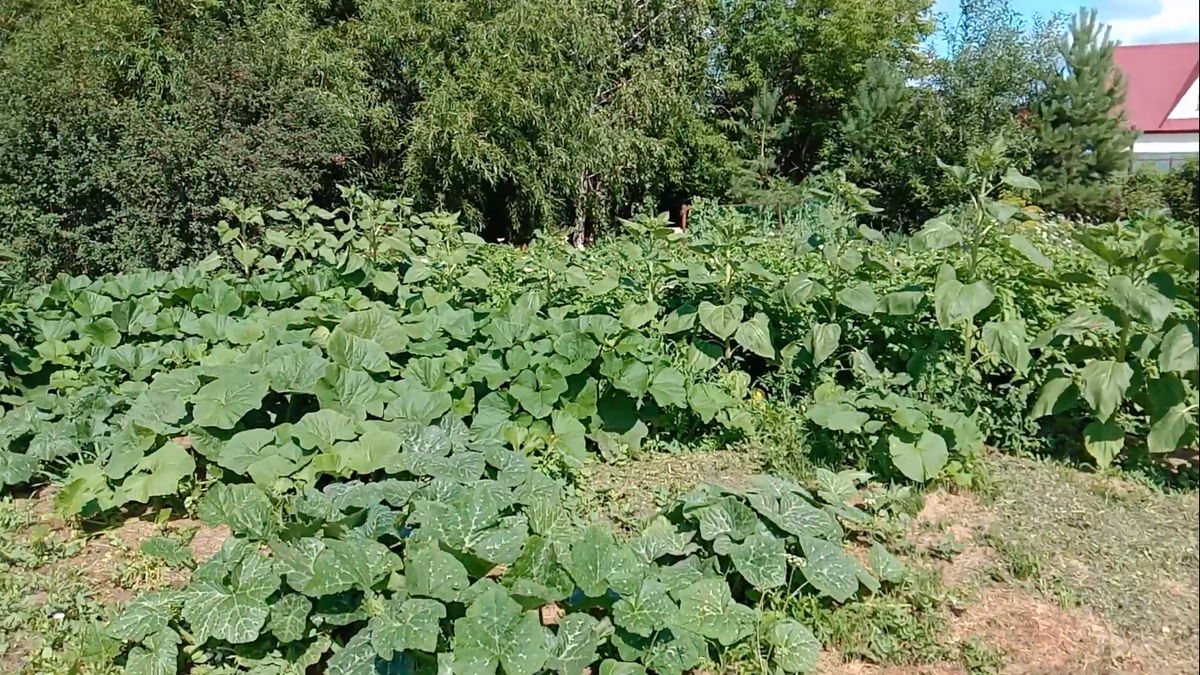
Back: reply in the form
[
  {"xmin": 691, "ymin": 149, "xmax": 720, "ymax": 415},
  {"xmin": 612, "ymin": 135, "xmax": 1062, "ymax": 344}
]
[{"xmin": 1031, "ymin": 9, "xmax": 1136, "ymax": 216}]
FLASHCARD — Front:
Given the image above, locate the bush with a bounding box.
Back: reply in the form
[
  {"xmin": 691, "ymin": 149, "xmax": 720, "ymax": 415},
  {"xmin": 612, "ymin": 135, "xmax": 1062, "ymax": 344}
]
[
  {"xmin": 1163, "ymin": 158, "xmax": 1199, "ymax": 226},
  {"xmin": 0, "ymin": 0, "xmax": 378, "ymax": 282}
]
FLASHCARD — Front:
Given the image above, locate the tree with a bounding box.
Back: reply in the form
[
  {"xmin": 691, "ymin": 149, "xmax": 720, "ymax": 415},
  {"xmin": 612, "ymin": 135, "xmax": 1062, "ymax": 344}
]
[
  {"xmin": 1030, "ymin": 9, "xmax": 1136, "ymax": 216},
  {"xmin": 713, "ymin": 0, "xmax": 934, "ymax": 177},
  {"xmin": 822, "ymin": 0, "xmax": 1065, "ymax": 227}
]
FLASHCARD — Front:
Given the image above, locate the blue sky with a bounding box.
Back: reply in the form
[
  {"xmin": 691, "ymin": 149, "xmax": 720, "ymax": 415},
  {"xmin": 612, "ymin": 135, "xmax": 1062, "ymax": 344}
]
[{"xmin": 933, "ymin": 0, "xmax": 1200, "ymax": 45}]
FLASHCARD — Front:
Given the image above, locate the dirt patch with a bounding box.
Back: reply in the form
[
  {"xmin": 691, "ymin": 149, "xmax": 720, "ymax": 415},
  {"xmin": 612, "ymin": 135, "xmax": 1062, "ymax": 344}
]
[
  {"xmin": 814, "ymin": 650, "xmax": 966, "ymax": 675},
  {"xmin": 908, "ymin": 491, "xmax": 998, "ymax": 587},
  {"xmin": 952, "ymin": 588, "xmax": 1151, "ymax": 675},
  {"xmin": 186, "ymin": 522, "xmax": 230, "ymax": 562},
  {"xmin": 580, "ymin": 449, "xmax": 761, "ymax": 529}
]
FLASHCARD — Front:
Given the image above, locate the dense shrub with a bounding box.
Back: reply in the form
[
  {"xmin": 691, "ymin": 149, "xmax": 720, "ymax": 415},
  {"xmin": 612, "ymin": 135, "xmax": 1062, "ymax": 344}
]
[
  {"xmin": 1163, "ymin": 158, "xmax": 1200, "ymax": 226},
  {"xmin": 0, "ymin": 0, "xmax": 378, "ymax": 282}
]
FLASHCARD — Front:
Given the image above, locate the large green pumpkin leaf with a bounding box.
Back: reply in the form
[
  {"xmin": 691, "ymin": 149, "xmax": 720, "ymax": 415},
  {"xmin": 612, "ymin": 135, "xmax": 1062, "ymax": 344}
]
[
  {"xmin": 805, "ymin": 401, "xmax": 869, "ymax": 432},
  {"xmin": 192, "ymin": 374, "xmax": 270, "ymax": 429},
  {"xmin": 546, "ymin": 614, "xmax": 614, "ymax": 674},
  {"xmin": 266, "ymin": 593, "xmax": 311, "ymax": 643},
  {"xmin": 698, "ymin": 301, "xmax": 742, "ymax": 340},
  {"xmin": 125, "ymin": 391, "xmax": 187, "ymax": 435},
  {"xmin": 124, "ymin": 629, "xmax": 179, "ymax": 675},
  {"xmin": 182, "ymin": 549, "xmax": 278, "ymax": 644},
  {"xmin": 405, "ymin": 542, "xmax": 470, "ymax": 603},
  {"xmin": 292, "ymin": 409, "xmax": 358, "ymax": 451},
  {"xmin": 265, "ymin": 344, "xmax": 329, "ymax": 394},
  {"xmin": 691, "ymin": 495, "xmax": 759, "ymax": 542},
  {"xmin": 108, "ymin": 591, "xmax": 177, "ymax": 641},
  {"xmin": 798, "ymin": 536, "xmax": 859, "ymax": 602},
  {"xmin": 729, "ymin": 532, "xmax": 786, "ymax": 590},
  {"xmin": 369, "ymin": 597, "xmax": 445, "ymax": 659},
  {"xmin": 453, "ymin": 587, "xmax": 548, "ymax": 675},
  {"xmin": 613, "ymin": 578, "xmax": 676, "ymax": 637},
  {"xmin": 506, "ymin": 535, "xmax": 574, "ymax": 603},
  {"xmin": 1078, "ymin": 360, "xmax": 1132, "ymax": 421},
  {"xmin": 867, "ymin": 543, "xmax": 906, "ymax": 584},
  {"xmin": 673, "ymin": 578, "xmax": 755, "ymax": 645},
  {"xmin": 326, "ymin": 328, "xmax": 390, "ymax": 373},
  {"xmin": 770, "ymin": 618, "xmax": 820, "ymax": 673},
  {"xmin": 563, "ymin": 524, "xmax": 620, "ymax": 598},
  {"xmin": 198, "ymin": 483, "xmax": 278, "ymax": 540},
  {"xmin": 117, "ymin": 441, "xmax": 196, "ymax": 506}
]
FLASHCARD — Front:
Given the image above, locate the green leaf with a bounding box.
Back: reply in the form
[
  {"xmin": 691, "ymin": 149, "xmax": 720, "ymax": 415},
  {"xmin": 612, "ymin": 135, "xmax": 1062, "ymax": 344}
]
[
  {"xmin": 798, "ymin": 537, "xmax": 859, "ymax": 602},
  {"xmin": 563, "ymin": 524, "xmax": 620, "ymax": 598},
  {"xmin": 867, "ymin": 543, "xmax": 906, "ymax": 584},
  {"xmin": 673, "ymin": 578, "xmax": 755, "ymax": 646},
  {"xmin": 182, "ymin": 550, "xmax": 279, "ymax": 644},
  {"xmin": 125, "ymin": 629, "xmax": 179, "ymax": 675},
  {"xmin": 83, "ymin": 317, "xmax": 122, "ymax": 347},
  {"xmin": 327, "ymin": 631, "xmax": 384, "ymax": 675},
  {"xmin": 660, "ymin": 304, "xmax": 697, "ymax": 334},
  {"xmin": 888, "ymin": 432, "xmax": 947, "ymax": 483},
  {"xmin": 545, "ymin": 614, "xmax": 614, "ymax": 674},
  {"xmin": 599, "ymin": 660, "xmax": 647, "ymax": 675},
  {"xmin": 934, "ymin": 274, "xmax": 994, "ymax": 328},
  {"xmin": 913, "ymin": 218, "xmax": 962, "ymax": 251},
  {"xmin": 192, "ymin": 374, "xmax": 270, "ymax": 429},
  {"xmin": 649, "ymin": 367, "xmax": 688, "ymax": 408},
  {"xmin": 118, "ymin": 442, "xmax": 196, "ymax": 506},
  {"xmin": 1001, "ymin": 167, "xmax": 1040, "ymax": 191},
  {"xmin": 453, "ymin": 587, "xmax": 548, "ymax": 675},
  {"xmin": 266, "ymin": 345, "xmax": 329, "ymax": 394},
  {"xmin": 0, "ymin": 451, "xmax": 38, "ymax": 487},
  {"xmin": 459, "ymin": 267, "xmax": 493, "ymax": 290},
  {"xmin": 620, "ymin": 300, "xmax": 659, "ymax": 329},
  {"xmin": 883, "ymin": 290, "xmax": 924, "ymax": 316},
  {"xmin": 141, "ymin": 537, "xmax": 194, "ymax": 569},
  {"xmin": 293, "ymin": 409, "xmax": 358, "ymax": 451},
  {"xmin": 1079, "ymin": 360, "xmax": 1133, "ymax": 421},
  {"xmin": 506, "ymin": 535, "xmax": 574, "ymax": 603},
  {"xmin": 386, "ymin": 380, "xmax": 453, "ymax": 425},
  {"xmin": 981, "ymin": 320, "xmax": 1031, "ymax": 374},
  {"xmin": 327, "ymin": 328, "xmax": 391, "ymax": 373},
  {"xmin": 1158, "ymin": 323, "xmax": 1198, "ymax": 373},
  {"xmin": 1148, "ymin": 404, "xmax": 1191, "ymax": 455},
  {"xmin": 1107, "ymin": 276, "xmax": 1173, "ymax": 330},
  {"xmin": 732, "ymin": 311, "xmax": 773, "ymax": 358},
  {"xmin": 1008, "ymin": 234, "xmax": 1052, "ymax": 270},
  {"xmin": 729, "ymin": 533, "xmax": 786, "ymax": 590},
  {"xmin": 1031, "ymin": 377, "xmax": 1077, "ymax": 418},
  {"xmin": 770, "ymin": 618, "xmax": 820, "ymax": 673},
  {"xmin": 126, "ymin": 391, "xmax": 187, "ymax": 435},
  {"xmin": 215, "ymin": 428, "xmax": 277, "ymax": 475},
  {"xmin": 198, "ymin": 483, "xmax": 278, "ymax": 540},
  {"xmin": 1083, "ymin": 420, "xmax": 1124, "ymax": 468},
  {"xmin": 805, "ymin": 401, "xmax": 869, "ymax": 432},
  {"xmin": 267, "ymin": 594, "xmax": 311, "ymax": 643},
  {"xmin": 369, "ymin": 597, "xmax": 445, "ymax": 658},
  {"xmin": 613, "ymin": 578, "xmax": 676, "ymax": 637},
  {"xmin": 698, "ymin": 301, "xmax": 743, "ymax": 340},
  {"xmin": 192, "ymin": 281, "xmax": 241, "ymax": 315},
  {"xmin": 687, "ymin": 382, "xmax": 736, "ymax": 423},
  {"xmin": 405, "ymin": 542, "xmax": 470, "ymax": 603},
  {"xmin": 108, "ymin": 591, "xmax": 176, "ymax": 641},
  {"xmin": 808, "ymin": 323, "xmax": 840, "ymax": 366},
  {"xmin": 836, "ymin": 282, "xmax": 878, "ymax": 316},
  {"xmin": 691, "ymin": 495, "xmax": 759, "ymax": 542}
]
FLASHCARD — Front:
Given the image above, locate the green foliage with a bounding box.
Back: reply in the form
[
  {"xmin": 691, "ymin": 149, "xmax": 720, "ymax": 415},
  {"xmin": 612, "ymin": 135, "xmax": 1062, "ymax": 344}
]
[
  {"xmin": 1029, "ymin": 9, "xmax": 1136, "ymax": 217},
  {"xmin": 1162, "ymin": 159, "xmax": 1200, "ymax": 226},
  {"xmin": 826, "ymin": 0, "xmax": 1065, "ymax": 227}
]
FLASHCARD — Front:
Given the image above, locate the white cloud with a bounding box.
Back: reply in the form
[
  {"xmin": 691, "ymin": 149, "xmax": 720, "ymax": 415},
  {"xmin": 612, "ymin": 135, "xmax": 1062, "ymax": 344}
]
[{"xmin": 1102, "ymin": 0, "xmax": 1200, "ymax": 45}]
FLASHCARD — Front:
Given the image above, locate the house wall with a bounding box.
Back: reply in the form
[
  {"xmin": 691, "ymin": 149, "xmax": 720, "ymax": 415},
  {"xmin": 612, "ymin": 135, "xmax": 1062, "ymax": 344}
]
[{"xmin": 1132, "ymin": 131, "xmax": 1199, "ymax": 170}]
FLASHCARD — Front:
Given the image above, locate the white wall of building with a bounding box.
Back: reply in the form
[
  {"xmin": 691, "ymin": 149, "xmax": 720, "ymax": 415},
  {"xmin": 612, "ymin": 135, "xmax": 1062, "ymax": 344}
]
[{"xmin": 1132, "ymin": 131, "xmax": 1199, "ymax": 170}]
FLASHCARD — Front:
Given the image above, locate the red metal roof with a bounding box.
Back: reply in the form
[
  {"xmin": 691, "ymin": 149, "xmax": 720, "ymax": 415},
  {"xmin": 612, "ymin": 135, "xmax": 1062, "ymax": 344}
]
[{"xmin": 1113, "ymin": 42, "xmax": 1199, "ymax": 134}]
